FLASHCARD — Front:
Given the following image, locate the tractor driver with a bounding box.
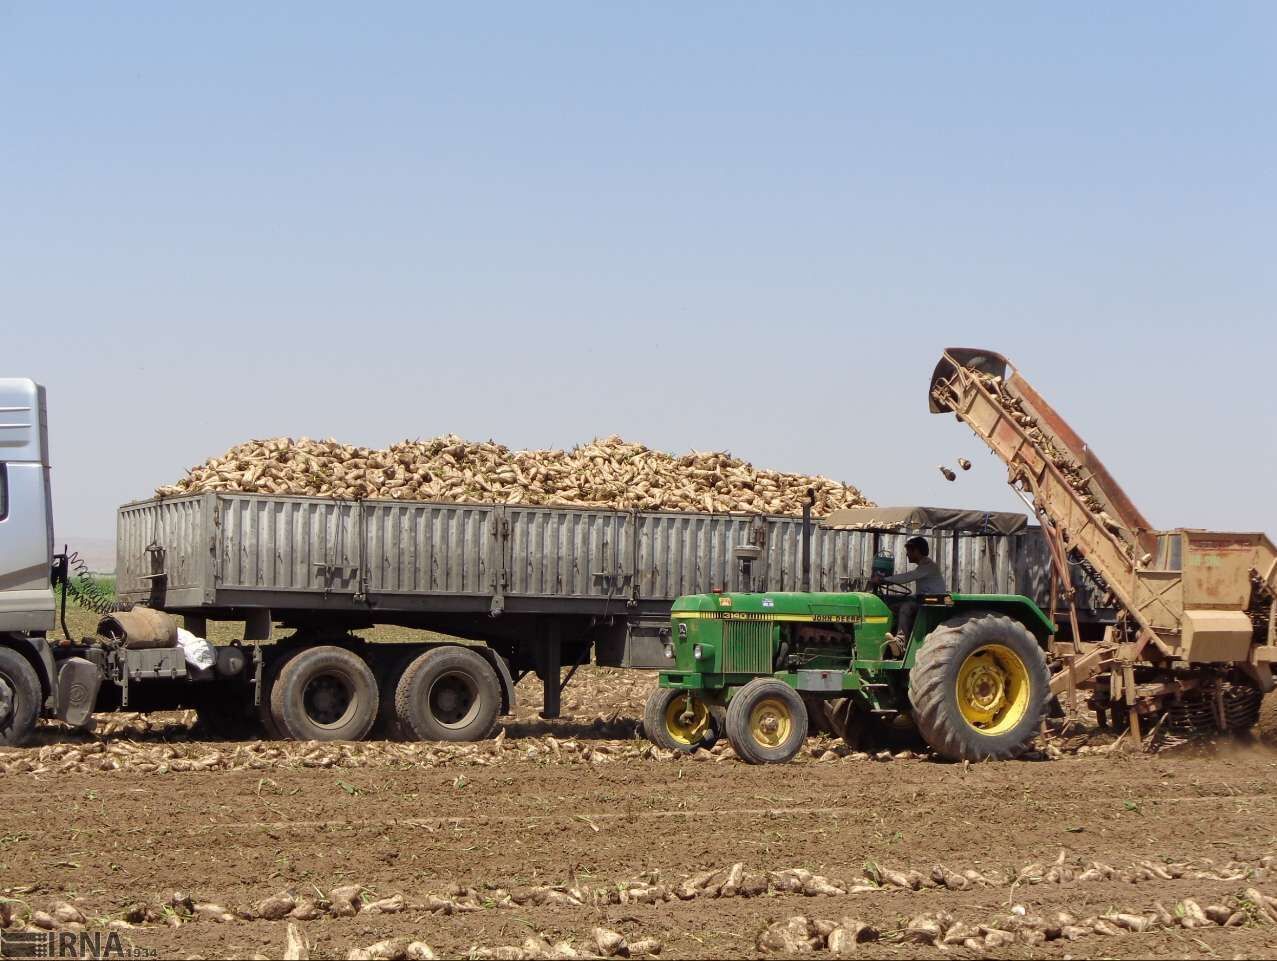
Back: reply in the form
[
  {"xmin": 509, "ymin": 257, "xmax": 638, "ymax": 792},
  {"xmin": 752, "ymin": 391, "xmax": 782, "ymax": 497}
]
[{"xmin": 869, "ymin": 536, "xmax": 946, "ymax": 644}]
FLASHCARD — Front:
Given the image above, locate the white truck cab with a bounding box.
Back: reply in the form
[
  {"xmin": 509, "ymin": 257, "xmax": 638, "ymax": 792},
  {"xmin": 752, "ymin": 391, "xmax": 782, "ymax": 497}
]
[
  {"xmin": 0, "ymin": 378, "xmax": 59, "ymax": 744},
  {"xmin": 0, "ymin": 378, "xmax": 55, "ymax": 635}
]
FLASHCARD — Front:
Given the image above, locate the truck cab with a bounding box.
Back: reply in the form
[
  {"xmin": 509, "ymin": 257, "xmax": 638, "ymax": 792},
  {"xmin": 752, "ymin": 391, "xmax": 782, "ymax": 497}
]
[
  {"xmin": 0, "ymin": 378, "xmax": 61, "ymax": 744},
  {"xmin": 0, "ymin": 378, "xmax": 55, "ymax": 635}
]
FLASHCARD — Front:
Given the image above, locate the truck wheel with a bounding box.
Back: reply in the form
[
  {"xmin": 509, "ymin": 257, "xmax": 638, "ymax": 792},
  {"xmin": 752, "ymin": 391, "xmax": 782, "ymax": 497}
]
[
  {"xmin": 909, "ymin": 612, "xmax": 1049, "ymax": 762},
  {"xmin": 257, "ymin": 649, "xmax": 300, "ymax": 740},
  {"xmin": 643, "ymin": 687, "xmax": 719, "ymax": 752},
  {"xmin": 395, "ymin": 646, "xmax": 501, "ymax": 742},
  {"xmin": 0, "ymin": 648, "xmax": 41, "ymax": 746},
  {"xmin": 725, "ymin": 678, "xmax": 808, "ymax": 764},
  {"xmin": 270, "ymin": 646, "xmax": 379, "ymax": 741},
  {"xmin": 370, "ymin": 649, "xmax": 419, "ymax": 740}
]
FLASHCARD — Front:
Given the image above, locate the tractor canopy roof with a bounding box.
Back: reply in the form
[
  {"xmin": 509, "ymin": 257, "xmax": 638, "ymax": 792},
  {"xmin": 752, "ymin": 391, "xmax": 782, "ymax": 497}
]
[{"xmin": 822, "ymin": 505, "xmax": 1028, "ymax": 536}]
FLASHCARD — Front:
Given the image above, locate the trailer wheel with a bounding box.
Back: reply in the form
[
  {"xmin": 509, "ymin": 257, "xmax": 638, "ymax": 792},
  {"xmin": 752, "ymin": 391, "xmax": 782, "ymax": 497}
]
[
  {"xmin": 395, "ymin": 646, "xmax": 501, "ymax": 742},
  {"xmin": 725, "ymin": 678, "xmax": 808, "ymax": 764},
  {"xmin": 270, "ymin": 646, "xmax": 379, "ymax": 741},
  {"xmin": 257, "ymin": 649, "xmax": 301, "ymax": 740},
  {"xmin": 909, "ymin": 612, "xmax": 1049, "ymax": 762},
  {"xmin": 643, "ymin": 687, "xmax": 719, "ymax": 752},
  {"xmin": 0, "ymin": 647, "xmax": 40, "ymax": 746},
  {"xmin": 370, "ymin": 649, "xmax": 419, "ymax": 740}
]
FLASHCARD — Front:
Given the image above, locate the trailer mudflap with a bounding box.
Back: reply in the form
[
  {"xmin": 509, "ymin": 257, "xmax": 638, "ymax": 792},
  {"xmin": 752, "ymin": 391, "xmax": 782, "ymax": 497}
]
[{"xmin": 474, "ymin": 647, "xmax": 517, "ymax": 715}]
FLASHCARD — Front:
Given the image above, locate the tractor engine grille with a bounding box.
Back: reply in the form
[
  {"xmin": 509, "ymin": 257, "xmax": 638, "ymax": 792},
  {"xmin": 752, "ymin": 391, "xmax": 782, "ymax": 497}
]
[{"xmin": 723, "ymin": 619, "xmax": 775, "ymax": 674}]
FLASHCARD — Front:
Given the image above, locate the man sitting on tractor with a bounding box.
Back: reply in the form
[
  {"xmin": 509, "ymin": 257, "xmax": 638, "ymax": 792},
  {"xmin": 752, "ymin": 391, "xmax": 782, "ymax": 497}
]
[{"xmin": 869, "ymin": 536, "xmax": 946, "ymax": 645}]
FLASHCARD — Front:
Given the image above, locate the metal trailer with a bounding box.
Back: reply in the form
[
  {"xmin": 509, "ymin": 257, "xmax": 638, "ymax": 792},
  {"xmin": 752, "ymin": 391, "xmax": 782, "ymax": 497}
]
[{"xmin": 110, "ymin": 491, "xmax": 1110, "ymax": 739}]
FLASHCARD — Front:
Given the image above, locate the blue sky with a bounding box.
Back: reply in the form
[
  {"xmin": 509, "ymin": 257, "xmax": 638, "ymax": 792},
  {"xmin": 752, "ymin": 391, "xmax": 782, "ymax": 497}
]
[{"xmin": 3, "ymin": 4, "xmax": 1274, "ymax": 543}]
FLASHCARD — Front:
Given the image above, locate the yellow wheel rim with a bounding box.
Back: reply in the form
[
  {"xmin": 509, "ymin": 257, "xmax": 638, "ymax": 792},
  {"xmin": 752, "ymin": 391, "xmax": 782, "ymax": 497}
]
[
  {"xmin": 955, "ymin": 643, "xmax": 1030, "ymax": 736},
  {"xmin": 664, "ymin": 694, "xmax": 711, "ymax": 747},
  {"xmin": 748, "ymin": 697, "xmax": 792, "ymax": 748}
]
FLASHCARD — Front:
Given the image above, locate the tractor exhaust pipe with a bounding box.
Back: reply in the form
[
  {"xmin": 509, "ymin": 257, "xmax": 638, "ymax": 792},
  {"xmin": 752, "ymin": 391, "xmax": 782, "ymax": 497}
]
[{"xmin": 801, "ymin": 488, "xmax": 814, "ymax": 593}]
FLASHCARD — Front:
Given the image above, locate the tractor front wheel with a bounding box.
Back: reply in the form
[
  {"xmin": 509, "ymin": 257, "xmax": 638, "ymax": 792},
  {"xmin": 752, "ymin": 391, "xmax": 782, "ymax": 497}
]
[
  {"xmin": 909, "ymin": 612, "xmax": 1049, "ymax": 761},
  {"xmin": 644, "ymin": 687, "xmax": 719, "ymax": 752},
  {"xmin": 725, "ymin": 678, "xmax": 808, "ymax": 764}
]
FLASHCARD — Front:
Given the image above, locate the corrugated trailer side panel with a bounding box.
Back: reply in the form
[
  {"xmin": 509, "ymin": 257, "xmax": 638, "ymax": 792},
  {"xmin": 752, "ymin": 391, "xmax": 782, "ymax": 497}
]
[
  {"xmin": 766, "ymin": 521, "xmax": 846, "ymax": 592},
  {"xmin": 118, "ymin": 494, "xmax": 1102, "ymax": 630},
  {"xmin": 635, "ymin": 512, "xmax": 762, "ymax": 599},
  {"xmin": 946, "ymin": 531, "xmax": 1017, "ymax": 596},
  {"xmin": 218, "ymin": 494, "xmax": 363, "ymax": 595},
  {"xmin": 364, "ymin": 501, "xmax": 494, "ymax": 596},
  {"xmin": 504, "ymin": 507, "xmax": 629, "ymax": 598},
  {"xmin": 1014, "ymin": 529, "xmax": 1111, "ymax": 622},
  {"xmin": 117, "ymin": 495, "xmax": 210, "ymax": 607}
]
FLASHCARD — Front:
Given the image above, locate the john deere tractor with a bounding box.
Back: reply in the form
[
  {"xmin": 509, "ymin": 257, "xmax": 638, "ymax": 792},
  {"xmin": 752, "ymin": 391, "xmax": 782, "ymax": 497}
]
[{"xmin": 644, "ymin": 511, "xmax": 1057, "ymax": 763}]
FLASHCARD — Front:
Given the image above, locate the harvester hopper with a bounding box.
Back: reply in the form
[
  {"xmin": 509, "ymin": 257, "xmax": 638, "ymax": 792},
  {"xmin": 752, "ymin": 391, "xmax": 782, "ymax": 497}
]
[{"xmin": 930, "ymin": 347, "xmax": 1277, "ymax": 736}]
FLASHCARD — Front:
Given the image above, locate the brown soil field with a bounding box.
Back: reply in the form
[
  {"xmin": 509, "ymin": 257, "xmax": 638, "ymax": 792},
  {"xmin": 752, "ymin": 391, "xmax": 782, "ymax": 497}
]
[{"xmin": 3, "ymin": 655, "xmax": 1277, "ymax": 961}]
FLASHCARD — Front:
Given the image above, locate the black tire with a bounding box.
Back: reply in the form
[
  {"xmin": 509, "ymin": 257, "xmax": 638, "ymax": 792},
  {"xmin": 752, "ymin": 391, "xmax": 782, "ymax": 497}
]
[
  {"xmin": 270, "ymin": 646, "xmax": 379, "ymax": 741},
  {"xmin": 909, "ymin": 612, "xmax": 1049, "ymax": 762},
  {"xmin": 0, "ymin": 647, "xmax": 41, "ymax": 746},
  {"xmin": 643, "ymin": 687, "xmax": 720, "ymax": 752},
  {"xmin": 395, "ymin": 646, "xmax": 501, "ymax": 742},
  {"xmin": 257, "ymin": 648, "xmax": 300, "ymax": 740},
  {"xmin": 370, "ymin": 649, "xmax": 420, "ymax": 740},
  {"xmin": 724, "ymin": 678, "xmax": 808, "ymax": 764}
]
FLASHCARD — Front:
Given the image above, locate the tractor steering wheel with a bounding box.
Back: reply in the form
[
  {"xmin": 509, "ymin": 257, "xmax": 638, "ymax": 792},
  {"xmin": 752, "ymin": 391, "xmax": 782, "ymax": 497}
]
[{"xmin": 870, "ymin": 577, "xmax": 913, "ymax": 597}]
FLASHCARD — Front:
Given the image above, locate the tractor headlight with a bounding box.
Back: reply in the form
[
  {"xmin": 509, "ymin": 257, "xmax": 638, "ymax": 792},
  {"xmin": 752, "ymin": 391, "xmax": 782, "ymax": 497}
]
[
  {"xmin": 663, "ymin": 642, "xmax": 674, "ymax": 659},
  {"xmin": 693, "ymin": 643, "xmax": 705, "ymax": 660}
]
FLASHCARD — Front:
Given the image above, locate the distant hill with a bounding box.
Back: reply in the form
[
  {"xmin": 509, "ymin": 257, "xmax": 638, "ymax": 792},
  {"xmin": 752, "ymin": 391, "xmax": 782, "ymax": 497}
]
[{"xmin": 59, "ymin": 536, "xmax": 115, "ymax": 574}]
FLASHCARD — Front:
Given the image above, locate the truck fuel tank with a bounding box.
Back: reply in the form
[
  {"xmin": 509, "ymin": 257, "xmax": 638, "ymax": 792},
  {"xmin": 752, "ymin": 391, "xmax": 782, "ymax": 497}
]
[
  {"xmin": 55, "ymin": 657, "xmax": 101, "ymax": 728},
  {"xmin": 215, "ymin": 644, "xmax": 249, "ymax": 678}
]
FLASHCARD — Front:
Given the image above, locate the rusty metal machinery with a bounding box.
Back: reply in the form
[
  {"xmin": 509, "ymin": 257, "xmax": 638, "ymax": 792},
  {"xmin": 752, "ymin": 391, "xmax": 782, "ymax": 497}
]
[{"xmin": 929, "ymin": 347, "xmax": 1277, "ymax": 738}]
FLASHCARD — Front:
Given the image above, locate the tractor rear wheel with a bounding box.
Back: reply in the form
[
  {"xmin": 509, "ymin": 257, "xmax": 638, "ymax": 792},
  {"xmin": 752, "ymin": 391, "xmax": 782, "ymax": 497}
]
[
  {"xmin": 725, "ymin": 678, "xmax": 808, "ymax": 764},
  {"xmin": 909, "ymin": 612, "xmax": 1049, "ymax": 762},
  {"xmin": 643, "ymin": 687, "xmax": 719, "ymax": 752}
]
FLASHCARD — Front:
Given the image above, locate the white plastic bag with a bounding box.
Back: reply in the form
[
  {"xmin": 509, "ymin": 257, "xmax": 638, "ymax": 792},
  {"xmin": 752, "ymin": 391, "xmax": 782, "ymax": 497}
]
[{"xmin": 176, "ymin": 628, "xmax": 216, "ymax": 671}]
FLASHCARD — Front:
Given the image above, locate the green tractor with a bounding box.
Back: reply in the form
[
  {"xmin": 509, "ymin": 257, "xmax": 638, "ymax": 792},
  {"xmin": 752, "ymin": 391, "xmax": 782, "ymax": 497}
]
[{"xmin": 644, "ymin": 510, "xmax": 1058, "ymax": 763}]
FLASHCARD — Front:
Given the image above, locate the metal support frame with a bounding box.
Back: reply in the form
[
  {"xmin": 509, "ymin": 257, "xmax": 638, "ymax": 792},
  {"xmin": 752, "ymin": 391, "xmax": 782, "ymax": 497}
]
[
  {"xmin": 1012, "ymin": 469, "xmax": 1087, "ymax": 715},
  {"xmin": 538, "ymin": 620, "xmax": 562, "ymax": 719},
  {"xmin": 559, "ymin": 640, "xmax": 591, "ymax": 695},
  {"xmin": 801, "ymin": 490, "xmax": 814, "ymax": 593},
  {"xmin": 1122, "ymin": 662, "xmax": 1142, "ymax": 743}
]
